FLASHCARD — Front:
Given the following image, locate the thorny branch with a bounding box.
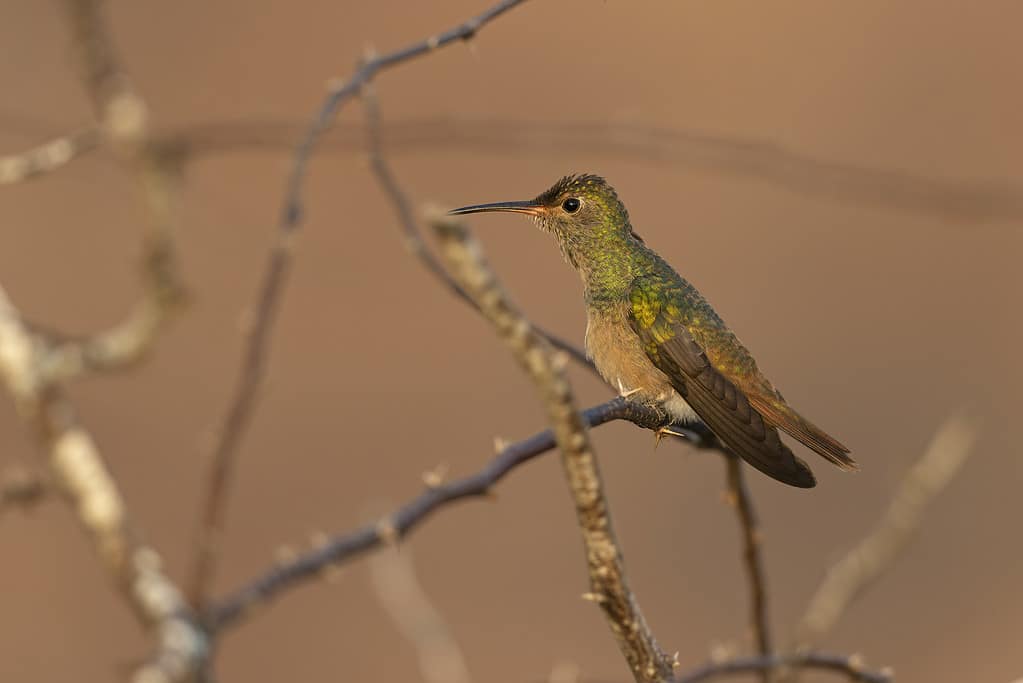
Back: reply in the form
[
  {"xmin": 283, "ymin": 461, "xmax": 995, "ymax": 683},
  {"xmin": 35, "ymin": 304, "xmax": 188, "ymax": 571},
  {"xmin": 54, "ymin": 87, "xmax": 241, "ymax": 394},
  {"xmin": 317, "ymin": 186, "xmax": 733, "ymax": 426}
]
[
  {"xmin": 432, "ymin": 215, "xmax": 676, "ymax": 682},
  {"xmin": 187, "ymin": 0, "xmax": 531, "ymax": 609},
  {"xmin": 207, "ymin": 397, "xmax": 684, "ymax": 631}
]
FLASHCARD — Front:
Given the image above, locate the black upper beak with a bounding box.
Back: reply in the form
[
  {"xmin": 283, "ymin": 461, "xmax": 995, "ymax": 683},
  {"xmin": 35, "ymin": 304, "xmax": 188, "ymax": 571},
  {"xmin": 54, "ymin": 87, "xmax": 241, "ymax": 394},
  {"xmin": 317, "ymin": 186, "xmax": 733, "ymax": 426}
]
[{"xmin": 447, "ymin": 200, "xmax": 542, "ymax": 217}]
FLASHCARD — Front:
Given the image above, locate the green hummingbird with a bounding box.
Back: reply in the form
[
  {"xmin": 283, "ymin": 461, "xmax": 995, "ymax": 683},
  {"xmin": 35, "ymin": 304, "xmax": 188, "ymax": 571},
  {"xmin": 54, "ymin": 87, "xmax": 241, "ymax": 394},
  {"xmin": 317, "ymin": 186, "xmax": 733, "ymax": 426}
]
[{"xmin": 449, "ymin": 174, "xmax": 856, "ymax": 488}]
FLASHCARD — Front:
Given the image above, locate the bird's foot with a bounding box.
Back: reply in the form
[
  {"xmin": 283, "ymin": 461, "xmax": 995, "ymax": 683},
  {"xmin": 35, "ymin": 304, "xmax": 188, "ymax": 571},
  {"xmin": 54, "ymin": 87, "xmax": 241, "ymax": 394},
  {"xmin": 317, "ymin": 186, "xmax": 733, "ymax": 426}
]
[{"xmin": 617, "ymin": 379, "xmax": 643, "ymax": 399}]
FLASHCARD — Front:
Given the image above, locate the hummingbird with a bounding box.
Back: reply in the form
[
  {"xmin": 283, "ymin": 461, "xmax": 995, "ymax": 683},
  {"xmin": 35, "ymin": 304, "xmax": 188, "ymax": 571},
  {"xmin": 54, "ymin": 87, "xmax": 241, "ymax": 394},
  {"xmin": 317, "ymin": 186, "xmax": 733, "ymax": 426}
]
[{"xmin": 448, "ymin": 174, "xmax": 856, "ymax": 488}]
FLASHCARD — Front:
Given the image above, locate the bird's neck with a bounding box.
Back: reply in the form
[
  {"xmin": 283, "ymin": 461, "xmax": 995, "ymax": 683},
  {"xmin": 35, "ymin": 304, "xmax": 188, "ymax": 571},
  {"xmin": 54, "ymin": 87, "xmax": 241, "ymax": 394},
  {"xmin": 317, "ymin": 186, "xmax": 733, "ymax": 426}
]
[{"xmin": 574, "ymin": 234, "xmax": 657, "ymax": 304}]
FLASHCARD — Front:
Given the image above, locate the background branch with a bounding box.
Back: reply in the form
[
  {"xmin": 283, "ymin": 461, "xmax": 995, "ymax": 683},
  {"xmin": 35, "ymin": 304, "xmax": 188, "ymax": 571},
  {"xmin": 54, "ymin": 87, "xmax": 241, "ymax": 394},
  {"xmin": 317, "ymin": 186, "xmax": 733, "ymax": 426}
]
[
  {"xmin": 0, "ymin": 283, "xmax": 205, "ymax": 683},
  {"xmin": 793, "ymin": 417, "xmax": 976, "ymax": 650},
  {"xmin": 0, "ymin": 127, "xmax": 98, "ymax": 184},
  {"xmin": 369, "ymin": 546, "xmax": 472, "ymax": 683},
  {"xmin": 723, "ymin": 456, "xmax": 772, "ymax": 672}
]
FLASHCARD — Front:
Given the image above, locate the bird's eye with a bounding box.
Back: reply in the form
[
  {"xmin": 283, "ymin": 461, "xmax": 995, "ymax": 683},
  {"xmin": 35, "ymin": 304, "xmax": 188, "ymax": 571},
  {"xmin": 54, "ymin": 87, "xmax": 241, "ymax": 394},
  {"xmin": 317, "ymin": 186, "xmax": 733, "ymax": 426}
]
[{"xmin": 562, "ymin": 197, "xmax": 581, "ymax": 213}]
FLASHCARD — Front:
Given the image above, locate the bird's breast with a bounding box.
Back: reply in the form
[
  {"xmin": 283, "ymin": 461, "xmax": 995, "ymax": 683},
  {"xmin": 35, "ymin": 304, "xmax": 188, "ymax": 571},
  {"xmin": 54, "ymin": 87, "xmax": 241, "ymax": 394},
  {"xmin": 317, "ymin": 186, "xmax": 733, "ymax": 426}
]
[{"xmin": 584, "ymin": 301, "xmax": 676, "ymax": 404}]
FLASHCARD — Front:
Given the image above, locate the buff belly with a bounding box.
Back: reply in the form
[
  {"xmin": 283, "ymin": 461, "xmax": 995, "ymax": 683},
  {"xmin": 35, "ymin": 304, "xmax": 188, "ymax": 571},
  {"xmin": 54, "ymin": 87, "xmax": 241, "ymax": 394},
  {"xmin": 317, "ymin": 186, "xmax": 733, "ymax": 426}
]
[{"xmin": 584, "ymin": 302, "xmax": 698, "ymax": 423}]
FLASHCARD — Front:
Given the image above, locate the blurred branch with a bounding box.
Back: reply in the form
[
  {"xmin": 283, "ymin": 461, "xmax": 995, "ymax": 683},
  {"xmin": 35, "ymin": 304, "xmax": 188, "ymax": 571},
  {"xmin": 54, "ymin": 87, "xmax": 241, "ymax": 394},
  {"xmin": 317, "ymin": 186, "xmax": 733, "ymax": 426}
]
[
  {"xmin": 369, "ymin": 546, "xmax": 472, "ymax": 683},
  {"xmin": 0, "ymin": 283, "xmax": 205, "ymax": 683},
  {"xmin": 723, "ymin": 456, "xmax": 772, "ymax": 671},
  {"xmin": 9, "ymin": 114, "xmax": 1021, "ymax": 225},
  {"xmin": 793, "ymin": 417, "xmax": 976, "ymax": 650},
  {"xmin": 432, "ymin": 215, "xmax": 675, "ymax": 682},
  {"xmin": 361, "ymin": 88, "xmax": 591, "ymax": 367},
  {"xmin": 31, "ymin": 226, "xmax": 186, "ymax": 384},
  {"xmin": 207, "ymin": 397, "xmax": 694, "ymax": 631},
  {"xmin": 675, "ymin": 652, "xmax": 892, "ymax": 683},
  {"xmin": 156, "ymin": 116, "xmax": 1023, "ymax": 225},
  {"xmin": 24, "ymin": 0, "xmax": 188, "ymax": 386},
  {"xmin": 186, "ymin": 0, "xmax": 531, "ymax": 611},
  {"xmin": 0, "ymin": 127, "xmax": 99, "ymax": 184}
]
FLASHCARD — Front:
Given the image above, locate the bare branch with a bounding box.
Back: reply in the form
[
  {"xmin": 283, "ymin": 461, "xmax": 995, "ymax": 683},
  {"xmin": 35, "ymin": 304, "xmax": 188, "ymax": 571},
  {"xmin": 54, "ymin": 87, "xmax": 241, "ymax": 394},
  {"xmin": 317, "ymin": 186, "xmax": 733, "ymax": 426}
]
[
  {"xmin": 369, "ymin": 546, "xmax": 472, "ymax": 683},
  {"xmin": 61, "ymin": 0, "xmax": 147, "ymax": 148},
  {"xmin": 187, "ymin": 0, "xmax": 532, "ymax": 610},
  {"xmin": 31, "ymin": 0, "xmax": 187, "ymax": 387},
  {"xmin": 0, "ymin": 283, "xmax": 206, "ymax": 683},
  {"xmin": 723, "ymin": 456, "xmax": 772, "ymax": 669},
  {"xmin": 0, "ymin": 128, "xmax": 99, "ymax": 184},
  {"xmin": 794, "ymin": 417, "xmax": 976, "ymax": 648},
  {"xmin": 207, "ymin": 397, "xmax": 684, "ymax": 632},
  {"xmin": 31, "ymin": 225, "xmax": 186, "ymax": 384},
  {"xmin": 675, "ymin": 652, "xmax": 892, "ymax": 683},
  {"xmin": 432, "ymin": 215, "xmax": 675, "ymax": 682}
]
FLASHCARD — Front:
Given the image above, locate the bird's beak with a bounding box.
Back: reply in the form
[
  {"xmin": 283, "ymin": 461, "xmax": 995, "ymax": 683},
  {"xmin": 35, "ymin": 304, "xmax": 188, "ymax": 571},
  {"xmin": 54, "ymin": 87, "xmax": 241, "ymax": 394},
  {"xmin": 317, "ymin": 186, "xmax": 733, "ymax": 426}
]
[{"xmin": 447, "ymin": 200, "xmax": 543, "ymax": 217}]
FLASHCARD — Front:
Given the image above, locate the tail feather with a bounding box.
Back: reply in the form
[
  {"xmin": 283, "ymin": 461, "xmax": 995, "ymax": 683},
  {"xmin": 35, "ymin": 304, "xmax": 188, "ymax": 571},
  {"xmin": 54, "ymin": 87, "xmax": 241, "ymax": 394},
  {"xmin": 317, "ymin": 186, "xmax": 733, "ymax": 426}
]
[{"xmin": 748, "ymin": 395, "xmax": 858, "ymax": 471}]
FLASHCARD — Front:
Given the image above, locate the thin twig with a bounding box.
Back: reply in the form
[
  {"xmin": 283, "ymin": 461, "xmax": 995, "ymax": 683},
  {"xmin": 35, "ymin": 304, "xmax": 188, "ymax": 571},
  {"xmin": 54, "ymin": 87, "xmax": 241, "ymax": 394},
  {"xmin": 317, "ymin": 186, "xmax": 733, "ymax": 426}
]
[
  {"xmin": 186, "ymin": 0, "xmax": 532, "ymax": 610},
  {"xmin": 369, "ymin": 546, "xmax": 472, "ymax": 683},
  {"xmin": 675, "ymin": 652, "xmax": 892, "ymax": 683},
  {"xmin": 793, "ymin": 417, "xmax": 976, "ymax": 649},
  {"xmin": 432, "ymin": 215, "xmax": 675, "ymax": 682},
  {"xmin": 207, "ymin": 397, "xmax": 689, "ymax": 631},
  {"xmin": 724, "ymin": 456, "xmax": 772, "ymax": 669}
]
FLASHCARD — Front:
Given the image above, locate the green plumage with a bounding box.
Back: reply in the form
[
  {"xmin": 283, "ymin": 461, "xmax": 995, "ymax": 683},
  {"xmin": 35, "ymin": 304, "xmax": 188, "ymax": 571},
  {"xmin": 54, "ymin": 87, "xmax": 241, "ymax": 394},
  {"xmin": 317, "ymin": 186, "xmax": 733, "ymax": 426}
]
[{"xmin": 450, "ymin": 174, "xmax": 856, "ymax": 488}]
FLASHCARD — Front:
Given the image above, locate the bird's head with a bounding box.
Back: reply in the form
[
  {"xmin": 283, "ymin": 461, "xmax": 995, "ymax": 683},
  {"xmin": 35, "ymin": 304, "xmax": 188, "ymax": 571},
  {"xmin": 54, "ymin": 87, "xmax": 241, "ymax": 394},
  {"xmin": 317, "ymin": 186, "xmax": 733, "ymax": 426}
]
[{"xmin": 448, "ymin": 174, "xmax": 640, "ymax": 269}]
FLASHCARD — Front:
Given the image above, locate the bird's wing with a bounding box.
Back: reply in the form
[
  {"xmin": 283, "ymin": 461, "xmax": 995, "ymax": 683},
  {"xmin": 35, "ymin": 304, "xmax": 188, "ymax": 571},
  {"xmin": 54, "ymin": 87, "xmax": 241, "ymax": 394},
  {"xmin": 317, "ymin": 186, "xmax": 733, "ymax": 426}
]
[{"xmin": 628, "ymin": 273, "xmax": 817, "ymax": 488}]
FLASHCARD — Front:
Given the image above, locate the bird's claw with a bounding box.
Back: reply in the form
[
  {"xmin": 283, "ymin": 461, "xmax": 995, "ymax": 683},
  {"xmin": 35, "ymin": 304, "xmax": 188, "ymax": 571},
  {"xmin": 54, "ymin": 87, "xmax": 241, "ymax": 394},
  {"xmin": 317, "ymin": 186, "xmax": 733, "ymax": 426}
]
[{"xmin": 653, "ymin": 425, "xmax": 687, "ymax": 449}]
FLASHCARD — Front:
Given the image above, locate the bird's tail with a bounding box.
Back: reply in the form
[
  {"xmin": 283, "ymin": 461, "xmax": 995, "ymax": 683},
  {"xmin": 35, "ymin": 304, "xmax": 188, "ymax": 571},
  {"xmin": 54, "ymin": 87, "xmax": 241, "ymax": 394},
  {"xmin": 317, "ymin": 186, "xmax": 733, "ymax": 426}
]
[{"xmin": 749, "ymin": 395, "xmax": 857, "ymax": 471}]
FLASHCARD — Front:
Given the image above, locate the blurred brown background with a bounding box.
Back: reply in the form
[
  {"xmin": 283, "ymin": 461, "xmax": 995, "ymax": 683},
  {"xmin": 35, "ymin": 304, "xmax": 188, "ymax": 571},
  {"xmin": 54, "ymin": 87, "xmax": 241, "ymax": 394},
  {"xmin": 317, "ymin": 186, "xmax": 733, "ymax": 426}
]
[{"xmin": 2, "ymin": 1, "xmax": 1021, "ymax": 681}]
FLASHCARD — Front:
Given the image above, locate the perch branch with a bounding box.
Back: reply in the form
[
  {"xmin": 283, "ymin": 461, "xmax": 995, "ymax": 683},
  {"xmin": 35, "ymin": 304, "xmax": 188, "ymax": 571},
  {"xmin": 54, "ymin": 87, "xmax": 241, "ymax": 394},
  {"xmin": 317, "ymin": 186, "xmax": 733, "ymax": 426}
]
[
  {"xmin": 207, "ymin": 397, "xmax": 688, "ymax": 631},
  {"xmin": 431, "ymin": 214, "xmax": 675, "ymax": 682},
  {"xmin": 187, "ymin": 0, "xmax": 531, "ymax": 609}
]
